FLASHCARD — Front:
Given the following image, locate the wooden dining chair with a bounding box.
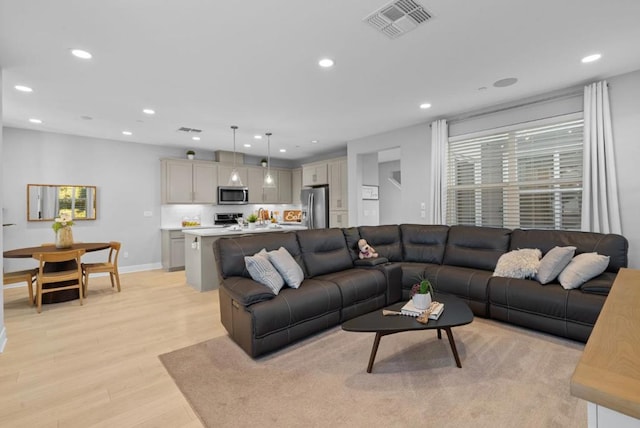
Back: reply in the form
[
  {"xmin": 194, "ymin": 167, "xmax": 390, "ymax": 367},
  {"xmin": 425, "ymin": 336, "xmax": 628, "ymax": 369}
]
[
  {"xmin": 81, "ymin": 241, "xmax": 122, "ymax": 296},
  {"xmin": 32, "ymin": 249, "xmax": 85, "ymax": 313},
  {"xmin": 3, "ymin": 268, "xmax": 38, "ymax": 306}
]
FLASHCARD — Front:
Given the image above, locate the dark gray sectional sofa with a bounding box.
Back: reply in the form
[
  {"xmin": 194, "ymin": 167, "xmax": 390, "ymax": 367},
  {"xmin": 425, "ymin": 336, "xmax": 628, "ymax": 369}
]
[{"xmin": 215, "ymin": 225, "xmax": 628, "ymax": 358}]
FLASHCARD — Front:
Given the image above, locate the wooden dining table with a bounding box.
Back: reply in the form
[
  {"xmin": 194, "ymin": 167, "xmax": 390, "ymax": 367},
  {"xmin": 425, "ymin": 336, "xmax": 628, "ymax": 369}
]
[{"xmin": 3, "ymin": 242, "xmax": 111, "ymax": 304}]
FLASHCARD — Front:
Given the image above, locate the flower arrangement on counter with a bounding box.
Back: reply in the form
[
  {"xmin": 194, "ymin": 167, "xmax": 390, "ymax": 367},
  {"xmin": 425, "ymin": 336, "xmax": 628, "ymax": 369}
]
[{"xmin": 52, "ymin": 213, "xmax": 74, "ymax": 232}]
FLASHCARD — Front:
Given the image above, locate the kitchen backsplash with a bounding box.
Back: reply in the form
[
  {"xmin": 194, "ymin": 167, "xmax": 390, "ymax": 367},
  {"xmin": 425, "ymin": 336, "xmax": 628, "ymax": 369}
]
[{"xmin": 160, "ymin": 204, "xmax": 301, "ymax": 228}]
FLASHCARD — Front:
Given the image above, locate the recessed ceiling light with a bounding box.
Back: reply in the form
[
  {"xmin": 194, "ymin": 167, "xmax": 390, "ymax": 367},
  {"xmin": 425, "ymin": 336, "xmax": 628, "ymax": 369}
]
[
  {"xmin": 15, "ymin": 85, "xmax": 33, "ymax": 92},
  {"xmin": 244, "ymin": 143, "xmax": 251, "ymax": 148},
  {"xmin": 493, "ymin": 77, "xmax": 518, "ymax": 88},
  {"xmin": 71, "ymin": 49, "xmax": 92, "ymax": 59},
  {"xmin": 279, "ymin": 149, "xmax": 286, "ymax": 153},
  {"xmin": 143, "ymin": 108, "xmax": 155, "ymax": 115},
  {"xmin": 318, "ymin": 58, "xmax": 334, "ymax": 68},
  {"xmin": 419, "ymin": 103, "xmax": 432, "ymax": 109},
  {"xmin": 581, "ymin": 53, "xmax": 602, "ymax": 63},
  {"xmin": 311, "ymin": 140, "xmax": 318, "ymax": 144},
  {"xmin": 192, "ymin": 136, "xmax": 200, "ymax": 141},
  {"xmin": 122, "ymin": 131, "xmax": 132, "ymax": 136},
  {"xmin": 254, "ymin": 135, "xmax": 262, "ymax": 140},
  {"xmin": 29, "ymin": 118, "xmax": 42, "ymax": 124}
]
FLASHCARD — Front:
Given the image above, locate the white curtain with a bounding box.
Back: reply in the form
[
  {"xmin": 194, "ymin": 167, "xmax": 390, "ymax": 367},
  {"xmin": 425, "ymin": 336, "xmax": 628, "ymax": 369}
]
[
  {"xmin": 581, "ymin": 80, "xmax": 622, "ymax": 234},
  {"xmin": 428, "ymin": 119, "xmax": 448, "ymax": 224}
]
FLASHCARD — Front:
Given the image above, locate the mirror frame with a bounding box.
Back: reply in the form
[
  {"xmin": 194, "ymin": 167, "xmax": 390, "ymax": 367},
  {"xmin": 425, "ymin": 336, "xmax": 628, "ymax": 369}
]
[{"xmin": 27, "ymin": 184, "xmax": 97, "ymax": 222}]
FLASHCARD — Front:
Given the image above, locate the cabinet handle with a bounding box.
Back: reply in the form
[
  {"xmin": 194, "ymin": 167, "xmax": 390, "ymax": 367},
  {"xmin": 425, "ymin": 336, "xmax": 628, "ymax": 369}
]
[
  {"xmin": 337, "ymin": 199, "xmax": 341, "ymax": 208},
  {"xmin": 312, "ymin": 173, "xmax": 317, "ymax": 182}
]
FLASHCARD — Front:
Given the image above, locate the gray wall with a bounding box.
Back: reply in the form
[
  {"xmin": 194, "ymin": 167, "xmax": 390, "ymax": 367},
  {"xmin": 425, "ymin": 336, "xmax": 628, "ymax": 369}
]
[
  {"xmin": 608, "ymin": 69, "xmax": 640, "ymax": 269},
  {"xmin": 348, "ymin": 122, "xmax": 431, "ymax": 226},
  {"xmin": 1, "ymin": 127, "xmax": 195, "ymax": 272}
]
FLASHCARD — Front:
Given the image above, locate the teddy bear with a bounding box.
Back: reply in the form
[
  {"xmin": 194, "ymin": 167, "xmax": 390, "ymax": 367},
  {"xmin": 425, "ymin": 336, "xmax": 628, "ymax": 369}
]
[{"xmin": 358, "ymin": 239, "xmax": 379, "ymax": 259}]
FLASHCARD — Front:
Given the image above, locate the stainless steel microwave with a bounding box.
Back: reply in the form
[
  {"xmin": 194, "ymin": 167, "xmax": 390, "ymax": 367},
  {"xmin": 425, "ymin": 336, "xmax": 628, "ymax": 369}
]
[{"xmin": 217, "ymin": 186, "xmax": 249, "ymax": 205}]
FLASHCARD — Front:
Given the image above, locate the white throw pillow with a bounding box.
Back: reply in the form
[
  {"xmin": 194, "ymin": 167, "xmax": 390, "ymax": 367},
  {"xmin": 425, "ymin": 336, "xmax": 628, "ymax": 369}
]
[
  {"xmin": 245, "ymin": 249, "xmax": 285, "ymax": 295},
  {"xmin": 267, "ymin": 247, "xmax": 304, "ymax": 289},
  {"xmin": 535, "ymin": 246, "xmax": 577, "ymax": 284},
  {"xmin": 493, "ymin": 248, "xmax": 542, "ymax": 279},
  {"xmin": 558, "ymin": 252, "xmax": 610, "ymax": 290}
]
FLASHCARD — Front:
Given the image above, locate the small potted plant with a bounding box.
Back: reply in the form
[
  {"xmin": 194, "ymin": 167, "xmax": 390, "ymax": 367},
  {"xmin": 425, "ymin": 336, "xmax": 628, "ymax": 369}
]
[
  {"xmin": 410, "ymin": 277, "xmax": 433, "ymax": 310},
  {"xmin": 260, "ymin": 158, "xmax": 267, "ymax": 167},
  {"xmin": 246, "ymin": 213, "xmax": 259, "ymax": 229},
  {"xmin": 186, "ymin": 150, "xmax": 195, "ymax": 160}
]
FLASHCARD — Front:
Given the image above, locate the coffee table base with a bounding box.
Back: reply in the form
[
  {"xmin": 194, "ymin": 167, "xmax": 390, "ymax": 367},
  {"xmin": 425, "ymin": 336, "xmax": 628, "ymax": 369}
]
[{"xmin": 366, "ymin": 327, "xmax": 462, "ymax": 373}]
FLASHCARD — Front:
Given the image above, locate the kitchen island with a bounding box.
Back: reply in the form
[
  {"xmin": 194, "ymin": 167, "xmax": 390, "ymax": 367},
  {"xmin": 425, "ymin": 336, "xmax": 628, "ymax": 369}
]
[{"xmin": 183, "ymin": 224, "xmax": 307, "ymax": 292}]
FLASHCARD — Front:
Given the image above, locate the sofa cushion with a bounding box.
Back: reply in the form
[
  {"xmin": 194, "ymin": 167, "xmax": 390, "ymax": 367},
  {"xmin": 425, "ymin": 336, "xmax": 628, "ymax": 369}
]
[
  {"xmin": 315, "ymin": 268, "xmax": 387, "ymax": 309},
  {"xmin": 297, "ymin": 228, "xmax": 353, "ymax": 277},
  {"xmin": 250, "ymin": 278, "xmax": 342, "ymax": 338},
  {"xmin": 358, "ymin": 225, "xmax": 403, "ymax": 261},
  {"xmin": 558, "ymin": 253, "xmax": 610, "ymax": 290},
  {"xmin": 493, "ymin": 248, "xmax": 541, "ymax": 279},
  {"xmin": 217, "ymin": 232, "xmax": 302, "ymax": 279},
  {"xmin": 443, "ymin": 225, "xmax": 511, "ymax": 271},
  {"xmin": 400, "ymin": 224, "xmax": 449, "ymax": 264},
  {"xmin": 267, "ymin": 247, "xmax": 304, "ymax": 289},
  {"xmin": 245, "ymin": 250, "xmax": 285, "ymax": 295},
  {"xmin": 535, "ymin": 246, "xmax": 576, "ymax": 284},
  {"xmin": 510, "ymin": 229, "xmax": 628, "ymax": 273}
]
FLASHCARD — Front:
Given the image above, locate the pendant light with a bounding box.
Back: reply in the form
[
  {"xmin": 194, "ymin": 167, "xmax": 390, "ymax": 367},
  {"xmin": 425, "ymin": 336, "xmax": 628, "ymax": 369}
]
[
  {"xmin": 263, "ymin": 132, "xmax": 276, "ymax": 188},
  {"xmin": 228, "ymin": 125, "xmax": 243, "ymax": 186}
]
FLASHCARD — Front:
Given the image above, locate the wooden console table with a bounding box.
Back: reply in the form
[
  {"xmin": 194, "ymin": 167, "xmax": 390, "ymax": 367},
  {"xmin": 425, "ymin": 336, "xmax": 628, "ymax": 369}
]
[{"xmin": 571, "ymin": 268, "xmax": 640, "ymax": 426}]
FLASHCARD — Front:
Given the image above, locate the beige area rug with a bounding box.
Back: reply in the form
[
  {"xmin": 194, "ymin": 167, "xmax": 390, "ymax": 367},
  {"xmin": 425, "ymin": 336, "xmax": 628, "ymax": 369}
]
[{"xmin": 159, "ymin": 318, "xmax": 586, "ymax": 428}]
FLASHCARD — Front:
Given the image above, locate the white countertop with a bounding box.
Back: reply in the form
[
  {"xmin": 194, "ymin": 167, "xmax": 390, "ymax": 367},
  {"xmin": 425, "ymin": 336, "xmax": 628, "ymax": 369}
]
[
  {"xmin": 182, "ymin": 224, "xmax": 307, "ymax": 237},
  {"xmin": 161, "ymin": 225, "xmax": 221, "ymax": 231}
]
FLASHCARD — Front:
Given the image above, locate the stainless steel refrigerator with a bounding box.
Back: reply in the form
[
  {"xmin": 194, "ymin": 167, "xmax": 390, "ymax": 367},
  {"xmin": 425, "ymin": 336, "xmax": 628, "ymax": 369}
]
[{"xmin": 301, "ymin": 186, "xmax": 329, "ymax": 229}]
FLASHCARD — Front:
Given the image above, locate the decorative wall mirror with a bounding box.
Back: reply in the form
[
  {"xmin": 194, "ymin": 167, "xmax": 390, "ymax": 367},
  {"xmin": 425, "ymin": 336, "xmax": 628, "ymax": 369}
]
[{"xmin": 27, "ymin": 184, "xmax": 97, "ymax": 221}]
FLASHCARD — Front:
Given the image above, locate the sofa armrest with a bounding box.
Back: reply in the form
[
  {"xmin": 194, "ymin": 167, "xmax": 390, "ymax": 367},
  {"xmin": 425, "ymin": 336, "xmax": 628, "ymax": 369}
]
[
  {"xmin": 353, "ymin": 257, "xmax": 389, "ymax": 267},
  {"xmin": 369, "ymin": 262, "xmax": 402, "ymax": 305},
  {"xmin": 580, "ymin": 272, "xmax": 618, "ymax": 296},
  {"xmin": 220, "ymin": 276, "xmax": 276, "ymax": 307}
]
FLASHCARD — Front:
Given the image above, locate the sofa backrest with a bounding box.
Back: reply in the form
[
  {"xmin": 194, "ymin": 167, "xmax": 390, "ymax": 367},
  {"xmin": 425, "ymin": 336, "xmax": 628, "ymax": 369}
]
[
  {"xmin": 297, "ymin": 228, "xmax": 353, "ymax": 277},
  {"xmin": 358, "ymin": 225, "xmax": 403, "ymax": 261},
  {"xmin": 341, "ymin": 227, "xmax": 362, "ymax": 261},
  {"xmin": 400, "ymin": 224, "xmax": 450, "ymax": 264},
  {"xmin": 216, "ymin": 232, "xmax": 302, "ymax": 279},
  {"xmin": 443, "ymin": 225, "xmax": 511, "ymax": 270},
  {"xmin": 510, "ymin": 229, "xmax": 628, "ymax": 272}
]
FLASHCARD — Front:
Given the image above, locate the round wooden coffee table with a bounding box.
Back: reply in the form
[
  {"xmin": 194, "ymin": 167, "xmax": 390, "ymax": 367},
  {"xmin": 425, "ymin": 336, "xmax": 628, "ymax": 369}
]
[{"xmin": 342, "ymin": 293, "xmax": 474, "ymax": 373}]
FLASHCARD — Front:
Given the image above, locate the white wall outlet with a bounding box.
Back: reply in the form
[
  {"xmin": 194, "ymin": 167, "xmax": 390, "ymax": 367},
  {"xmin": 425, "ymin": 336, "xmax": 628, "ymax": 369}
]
[
  {"xmin": 420, "ymin": 202, "xmax": 426, "ymax": 210},
  {"xmin": 143, "ymin": 211, "xmax": 153, "ymax": 217},
  {"xmin": 420, "ymin": 210, "xmax": 426, "ymax": 218}
]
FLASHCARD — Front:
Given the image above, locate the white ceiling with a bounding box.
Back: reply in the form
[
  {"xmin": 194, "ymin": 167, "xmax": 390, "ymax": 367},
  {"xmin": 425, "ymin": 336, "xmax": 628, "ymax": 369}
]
[{"xmin": 1, "ymin": 0, "xmax": 639, "ymax": 161}]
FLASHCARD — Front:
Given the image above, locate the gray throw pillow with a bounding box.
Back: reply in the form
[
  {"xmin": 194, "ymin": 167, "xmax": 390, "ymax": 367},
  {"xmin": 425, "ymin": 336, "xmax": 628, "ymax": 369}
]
[
  {"xmin": 245, "ymin": 250, "xmax": 284, "ymax": 295},
  {"xmin": 535, "ymin": 246, "xmax": 576, "ymax": 284},
  {"xmin": 267, "ymin": 247, "xmax": 304, "ymax": 289},
  {"xmin": 558, "ymin": 252, "xmax": 610, "ymax": 290}
]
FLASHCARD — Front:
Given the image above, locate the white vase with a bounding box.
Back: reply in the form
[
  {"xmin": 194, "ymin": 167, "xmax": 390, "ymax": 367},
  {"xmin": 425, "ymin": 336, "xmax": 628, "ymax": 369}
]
[
  {"xmin": 412, "ymin": 292, "xmax": 432, "ymax": 310},
  {"xmin": 248, "ymin": 222, "xmax": 256, "ymax": 230},
  {"xmin": 187, "ymin": 154, "xmax": 194, "ymax": 160},
  {"xmin": 55, "ymin": 226, "xmax": 74, "ymax": 249}
]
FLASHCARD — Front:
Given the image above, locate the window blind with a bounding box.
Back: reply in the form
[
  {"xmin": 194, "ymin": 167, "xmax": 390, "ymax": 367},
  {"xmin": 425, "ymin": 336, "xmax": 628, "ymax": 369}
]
[{"xmin": 446, "ymin": 115, "xmax": 584, "ymax": 230}]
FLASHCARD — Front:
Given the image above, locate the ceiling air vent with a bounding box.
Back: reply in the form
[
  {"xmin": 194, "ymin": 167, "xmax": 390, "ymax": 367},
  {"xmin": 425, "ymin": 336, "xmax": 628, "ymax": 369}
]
[
  {"xmin": 177, "ymin": 127, "xmax": 202, "ymax": 133},
  {"xmin": 364, "ymin": 0, "xmax": 432, "ymax": 39}
]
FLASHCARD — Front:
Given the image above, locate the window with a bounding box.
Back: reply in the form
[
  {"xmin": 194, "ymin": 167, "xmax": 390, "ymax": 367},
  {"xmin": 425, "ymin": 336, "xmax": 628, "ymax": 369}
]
[{"xmin": 446, "ymin": 114, "xmax": 583, "ymax": 230}]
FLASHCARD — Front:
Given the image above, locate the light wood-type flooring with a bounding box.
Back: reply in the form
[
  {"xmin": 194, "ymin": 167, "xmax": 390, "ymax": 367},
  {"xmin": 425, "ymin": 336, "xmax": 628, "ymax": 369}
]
[{"xmin": 1, "ymin": 270, "xmax": 222, "ymax": 428}]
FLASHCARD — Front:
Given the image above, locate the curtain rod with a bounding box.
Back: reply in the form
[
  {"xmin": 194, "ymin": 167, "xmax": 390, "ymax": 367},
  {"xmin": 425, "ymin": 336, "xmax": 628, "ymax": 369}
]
[{"xmin": 447, "ymin": 87, "xmax": 584, "ymax": 125}]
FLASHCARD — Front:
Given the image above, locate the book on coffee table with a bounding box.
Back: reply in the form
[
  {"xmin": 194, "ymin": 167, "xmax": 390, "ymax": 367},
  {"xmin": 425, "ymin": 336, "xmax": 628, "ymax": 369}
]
[{"xmin": 401, "ymin": 300, "xmax": 445, "ymax": 320}]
